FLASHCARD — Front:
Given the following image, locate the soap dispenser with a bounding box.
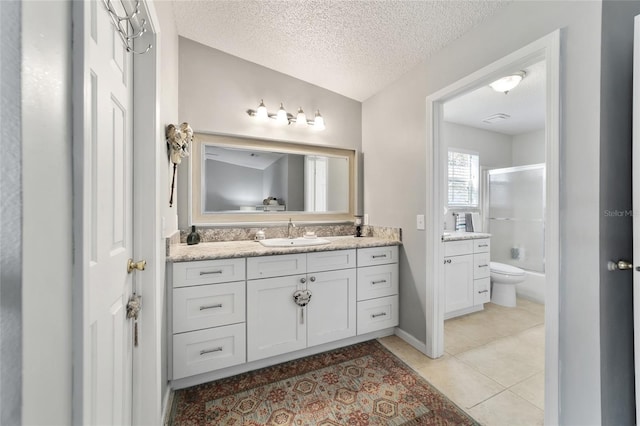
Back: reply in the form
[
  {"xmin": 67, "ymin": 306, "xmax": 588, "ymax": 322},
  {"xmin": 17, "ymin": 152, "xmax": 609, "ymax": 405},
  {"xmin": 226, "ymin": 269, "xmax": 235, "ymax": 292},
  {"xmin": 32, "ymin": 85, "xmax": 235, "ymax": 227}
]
[
  {"xmin": 354, "ymin": 216, "xmax": 363, "ymax": 238},
  {"xmin": 187, "ymin": 225, "xmax": 201, "ymax": 245}
]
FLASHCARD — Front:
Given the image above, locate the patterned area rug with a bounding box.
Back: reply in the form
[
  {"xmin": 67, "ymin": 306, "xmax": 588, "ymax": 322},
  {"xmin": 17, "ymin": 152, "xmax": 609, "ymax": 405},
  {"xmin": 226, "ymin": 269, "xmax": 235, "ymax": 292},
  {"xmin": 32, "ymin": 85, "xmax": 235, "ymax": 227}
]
[{"xmin": 169, "ymin": 340, "xmax": 478, "ymax": 425}]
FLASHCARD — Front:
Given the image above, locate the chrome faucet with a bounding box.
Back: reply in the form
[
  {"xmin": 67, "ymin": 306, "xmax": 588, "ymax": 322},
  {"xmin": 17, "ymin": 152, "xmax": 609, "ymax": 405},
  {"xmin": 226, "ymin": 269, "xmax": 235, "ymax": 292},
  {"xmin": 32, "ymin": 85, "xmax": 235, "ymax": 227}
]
[{"xmin": 287, "ymin": 218, "xmax": 296, "ymax": 238}]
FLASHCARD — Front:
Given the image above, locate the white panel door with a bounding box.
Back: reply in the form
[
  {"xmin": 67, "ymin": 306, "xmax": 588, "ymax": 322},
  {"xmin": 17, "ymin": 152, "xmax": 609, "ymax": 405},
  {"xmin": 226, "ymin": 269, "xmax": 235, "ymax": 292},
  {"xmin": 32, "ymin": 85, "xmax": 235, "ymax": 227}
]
[
  {"xmin": 247, "ymin": 275, "xmax": 307, "ymax": 362},
  {"xmin": 80, "ymin": 1, "xmax": 134, "ymax": 424}
]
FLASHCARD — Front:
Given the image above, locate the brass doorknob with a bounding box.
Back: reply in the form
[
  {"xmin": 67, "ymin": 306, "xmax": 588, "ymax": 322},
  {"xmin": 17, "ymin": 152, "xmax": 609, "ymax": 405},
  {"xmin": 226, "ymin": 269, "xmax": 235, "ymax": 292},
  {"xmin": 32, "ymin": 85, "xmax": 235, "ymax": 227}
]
[{"xmin": 127, "ymin": 259, "xmax": 147, "ymax": 273}]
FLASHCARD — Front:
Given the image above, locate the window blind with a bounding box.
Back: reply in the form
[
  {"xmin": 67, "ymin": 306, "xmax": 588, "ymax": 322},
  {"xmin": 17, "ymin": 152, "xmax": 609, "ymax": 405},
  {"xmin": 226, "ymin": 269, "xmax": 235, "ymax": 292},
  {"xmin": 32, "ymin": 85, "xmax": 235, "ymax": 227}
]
[{"xmin": 448, "ymin": 150, "xmax": 479, "ymax": 208}]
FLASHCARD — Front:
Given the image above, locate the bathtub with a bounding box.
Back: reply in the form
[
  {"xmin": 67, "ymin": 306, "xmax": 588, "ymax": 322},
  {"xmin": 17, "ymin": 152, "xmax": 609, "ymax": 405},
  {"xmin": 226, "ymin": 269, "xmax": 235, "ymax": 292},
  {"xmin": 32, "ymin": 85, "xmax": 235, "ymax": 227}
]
[{"xmin": 515, "ymin": 270, "xmax": 545, "ymax": 304}]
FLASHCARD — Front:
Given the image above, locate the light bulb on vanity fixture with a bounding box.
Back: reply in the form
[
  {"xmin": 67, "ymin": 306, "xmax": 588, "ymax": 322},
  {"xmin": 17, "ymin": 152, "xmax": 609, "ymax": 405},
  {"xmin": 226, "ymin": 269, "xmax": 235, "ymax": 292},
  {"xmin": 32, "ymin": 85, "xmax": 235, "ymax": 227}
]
[
  {"xmin": 246, "ymin": 100, "xmax": 326, "ymax": 130},
  {"xmin": 255, "ymin": 99, "xmax": 268, "ymax": 121},
  {"xmin": 489, "ymin": 71, "xmax": 526, "ymax": 94},
  {"xmin": 295, "ymin": 107, "xmax": 307, "ymax": 128},
  {"xmin": 276, "ymin": 103, "xmax": 289, "ymax": 125},
  {"xmin": 313, "ymin": 110, "xmax": 325, "ymax": 131}
]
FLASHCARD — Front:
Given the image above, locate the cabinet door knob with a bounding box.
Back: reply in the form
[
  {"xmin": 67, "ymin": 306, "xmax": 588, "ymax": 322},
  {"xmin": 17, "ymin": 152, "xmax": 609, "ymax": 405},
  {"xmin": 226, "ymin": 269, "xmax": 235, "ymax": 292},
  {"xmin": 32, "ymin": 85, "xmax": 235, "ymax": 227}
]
[
  {"xmin": 300, "ymin": 277, "xmax": 307, "ymax": 283},
  {"xmin": 310, "ymin": 276, "xmax": 316, "ymax": 282}
]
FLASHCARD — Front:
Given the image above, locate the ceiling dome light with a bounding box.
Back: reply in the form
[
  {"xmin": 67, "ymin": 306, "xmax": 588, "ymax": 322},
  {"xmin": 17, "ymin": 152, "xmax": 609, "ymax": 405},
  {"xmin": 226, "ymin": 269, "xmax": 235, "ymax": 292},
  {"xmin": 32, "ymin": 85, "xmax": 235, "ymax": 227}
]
[
  {"xmin": 255, "ymin": 99, "xmax": 268, "ymax": 121},
  {"xmin": 295, "ymin": 107, "xmax": 307, "ymax": 127},
  {"xmin": 489, "ymin": 71, "xmax": 526, "ymax": 94},
  {"xmin": 276, "ymin": 103, "xmax": 289, "ymax": 125},
  {"xmin": 313, "ymin": 110, "xmax": 325, "ymax": 131}
]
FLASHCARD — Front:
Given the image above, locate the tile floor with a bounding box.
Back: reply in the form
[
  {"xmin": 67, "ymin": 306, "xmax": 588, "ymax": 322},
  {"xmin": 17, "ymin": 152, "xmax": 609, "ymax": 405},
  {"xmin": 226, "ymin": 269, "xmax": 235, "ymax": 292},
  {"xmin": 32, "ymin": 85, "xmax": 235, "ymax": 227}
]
[{"xmin": 379, "ymin": 298, "xmax": 545, "ymax": 426}]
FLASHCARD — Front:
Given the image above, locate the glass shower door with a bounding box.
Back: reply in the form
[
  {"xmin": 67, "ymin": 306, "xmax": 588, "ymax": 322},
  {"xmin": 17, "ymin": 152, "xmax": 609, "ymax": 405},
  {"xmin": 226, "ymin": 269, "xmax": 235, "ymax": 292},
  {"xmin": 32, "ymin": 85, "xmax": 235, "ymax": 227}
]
[{"xmin": 488, "ymin": 164, "xmax": 545, "ymax": 273}]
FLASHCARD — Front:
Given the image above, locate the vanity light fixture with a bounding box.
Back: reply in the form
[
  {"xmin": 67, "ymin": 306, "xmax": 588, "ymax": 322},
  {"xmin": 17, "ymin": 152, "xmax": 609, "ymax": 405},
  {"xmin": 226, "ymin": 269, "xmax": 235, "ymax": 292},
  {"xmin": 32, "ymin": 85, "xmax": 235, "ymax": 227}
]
[
  {"xmin": 246, "ymin": 100, "xmax": 326, "ymax": 130},
  {"xmin": 489, "ymin": 71, "xmax": 526, "ymax": 94}
]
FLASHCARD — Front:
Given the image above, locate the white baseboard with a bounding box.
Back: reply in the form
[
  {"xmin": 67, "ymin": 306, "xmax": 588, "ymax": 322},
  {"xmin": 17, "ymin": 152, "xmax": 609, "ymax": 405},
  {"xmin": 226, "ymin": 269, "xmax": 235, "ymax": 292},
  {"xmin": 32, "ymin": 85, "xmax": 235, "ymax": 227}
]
[
  {"xmin": 161, "ymin": 388, "xmax": 174, "ymax": 426},
  {"xmin": 394, "ymin": 327, "xmax": 429, "ymax": 355}
]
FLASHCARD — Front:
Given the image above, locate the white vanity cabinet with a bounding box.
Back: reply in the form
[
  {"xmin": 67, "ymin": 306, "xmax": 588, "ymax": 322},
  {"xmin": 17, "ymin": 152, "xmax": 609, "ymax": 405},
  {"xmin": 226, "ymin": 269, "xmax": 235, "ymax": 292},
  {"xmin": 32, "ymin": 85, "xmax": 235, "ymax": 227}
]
[
  {"xmin": 356, "ymin": 246, "xmax": 399, "ymax": 334},
  {"xmin": 169, "ymin": 243, "xmax": 400, "ymax": 386},
  {"xmin": 171, "ymin": 258, "xmax": 247, "ymax": 380},
  {"xmin": 246, "ymin": 250, "xmax": 357, "ymax": 362},
  {"xmin": 444, "ymin": 238, "xmax": 491, "ymax": 319}
]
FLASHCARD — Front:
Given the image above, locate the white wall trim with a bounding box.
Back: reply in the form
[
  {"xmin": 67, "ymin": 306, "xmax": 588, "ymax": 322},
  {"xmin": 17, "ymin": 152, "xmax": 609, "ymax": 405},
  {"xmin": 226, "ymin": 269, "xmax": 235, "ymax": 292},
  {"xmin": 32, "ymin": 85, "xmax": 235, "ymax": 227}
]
[
  {"xmin": 425, "ymin": 30, "xmax": 561, "ymax": 425},
  {"xmin": 160, "ymin": 389, "xmax": 174, "ymax": 426},
  {"xmin": 132, "ymin": 1, "xmax": 162, "ymax": 424}
]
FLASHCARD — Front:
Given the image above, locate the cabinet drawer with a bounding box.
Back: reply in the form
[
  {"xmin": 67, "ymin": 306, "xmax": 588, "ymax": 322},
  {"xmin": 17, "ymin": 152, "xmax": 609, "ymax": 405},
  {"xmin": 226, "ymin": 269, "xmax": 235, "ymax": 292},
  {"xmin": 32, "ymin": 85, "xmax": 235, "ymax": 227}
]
[
  {"xmin": 357, "ymin": 264, "xmax": 398, "ymax": 301},
  {"xmin": 444, "ymin": 240, "xmax": 474, "ymax": 257},
  {"xmin": 307, "ymin": 249, "xmax": 356, "ymax": 273},
  {"xmin": 173, "ymin": 258, "xmax": 245, "ymax": 288},
  {"xmin": 357, "ymin": 246, "xmax": 398, "ymax": 267},
  {"xmin": 247, "ymin": 253, "xmax": 306, "ymax": 280},
  {"xmin": 474, "ymin": 239, "xmax": 490, "ymax": 253},
  {"xmin": 357, "ymin": 295, "xmax": 399, "ymax": 335},
  {"xmin": 474, "ymin": 253, "xmax": 490, "ymax": 279},
  {"xmin": 172, "ymin": 323, "xmax": 246, "ymax": 380},
  {"xmin": 173, "ymin": 282, "xmax": 245, "ymax": 333},
  {"xmin": 474, "ymin": 278, "xmax": 491, "ymax": 305}
]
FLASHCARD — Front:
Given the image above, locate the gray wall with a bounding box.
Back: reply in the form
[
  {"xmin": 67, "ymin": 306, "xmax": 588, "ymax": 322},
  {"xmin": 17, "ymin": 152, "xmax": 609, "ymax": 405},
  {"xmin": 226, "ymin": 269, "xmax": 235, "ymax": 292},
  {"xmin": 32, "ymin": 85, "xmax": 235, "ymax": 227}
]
[
  {"xmin": 21, "ymin": 0, "xmax": 73, "ymax": 424},
  {"xmin": 362, "ymin": 1, "xmax": 609, "ymax": 423},
  {"xmin": 512, "ymin": 129, "xmax": 545, "ymax": 166},
  {"xmin": 443, "ymin": 122, "xmax": 513, "ymax": 168},
  {"xmin": 598, "ymin": 1, "xmax": 639, "ymax": 424},
  {"xmin": 205, "ymin": 160, "xmax": 264, "ymax": 211},
  {"xmin": 263, "ymin": 156, "xmax": 289, "ymax": 205},
  {"xmin": 0, "ymin": 1, "xmax": 22, "ymax": 424},
  {"xmin": 176, "ymin": 37, "xmax": 362, "ymax": 227}
]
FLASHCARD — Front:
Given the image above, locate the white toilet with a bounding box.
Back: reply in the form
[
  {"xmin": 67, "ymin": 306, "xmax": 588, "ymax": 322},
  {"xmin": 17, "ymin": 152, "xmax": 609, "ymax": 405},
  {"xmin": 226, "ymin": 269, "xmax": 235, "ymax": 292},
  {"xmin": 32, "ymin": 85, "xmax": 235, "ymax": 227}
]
[{"xmin": 490, "ymin": 262, "xmax": 525, "ymax": 307}]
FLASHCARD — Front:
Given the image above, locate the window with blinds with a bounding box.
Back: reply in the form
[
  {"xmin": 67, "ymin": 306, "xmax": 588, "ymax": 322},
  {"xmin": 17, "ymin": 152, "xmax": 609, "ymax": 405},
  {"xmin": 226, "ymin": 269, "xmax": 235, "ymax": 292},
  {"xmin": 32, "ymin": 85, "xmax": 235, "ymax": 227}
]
[{"xmin": 448, "ymin": 150, "xmax": 479, "ymax": 208}]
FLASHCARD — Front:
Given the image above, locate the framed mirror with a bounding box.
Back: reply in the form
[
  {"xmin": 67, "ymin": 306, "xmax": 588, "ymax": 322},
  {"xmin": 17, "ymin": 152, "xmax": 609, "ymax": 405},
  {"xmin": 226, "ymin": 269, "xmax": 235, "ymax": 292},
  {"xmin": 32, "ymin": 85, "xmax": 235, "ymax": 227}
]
[{"xmin": 190, "ymin": 133, "xmax": 357, "ymax": 225}]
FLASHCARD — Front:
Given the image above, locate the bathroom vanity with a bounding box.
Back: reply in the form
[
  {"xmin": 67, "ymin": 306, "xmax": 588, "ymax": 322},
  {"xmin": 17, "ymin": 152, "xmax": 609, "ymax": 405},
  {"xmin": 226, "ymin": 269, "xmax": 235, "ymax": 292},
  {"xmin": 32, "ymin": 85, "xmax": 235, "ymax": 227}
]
[
  {"xmin": 167, "ymin": 237, "xmax": 399, "ymax": 389},
  {"xmin": 442, "ymin": 233, "xmax": 491, "ymax": 319}
]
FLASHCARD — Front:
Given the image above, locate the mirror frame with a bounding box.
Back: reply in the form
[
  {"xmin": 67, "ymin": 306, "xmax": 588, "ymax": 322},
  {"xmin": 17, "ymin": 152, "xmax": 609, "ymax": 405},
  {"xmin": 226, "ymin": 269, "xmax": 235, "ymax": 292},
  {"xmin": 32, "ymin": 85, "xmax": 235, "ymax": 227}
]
[{"xmin": 189, "ymin": 132, "xmax": 357, "ymax": 225}]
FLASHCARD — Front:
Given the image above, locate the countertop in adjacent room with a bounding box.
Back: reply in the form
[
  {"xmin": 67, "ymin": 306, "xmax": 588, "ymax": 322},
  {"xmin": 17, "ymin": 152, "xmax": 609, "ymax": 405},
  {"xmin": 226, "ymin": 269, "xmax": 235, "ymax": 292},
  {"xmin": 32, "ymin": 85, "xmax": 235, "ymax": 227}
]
[{"xmin": 442, "ymin": 232, "xmax": 491, "ymax": 242}]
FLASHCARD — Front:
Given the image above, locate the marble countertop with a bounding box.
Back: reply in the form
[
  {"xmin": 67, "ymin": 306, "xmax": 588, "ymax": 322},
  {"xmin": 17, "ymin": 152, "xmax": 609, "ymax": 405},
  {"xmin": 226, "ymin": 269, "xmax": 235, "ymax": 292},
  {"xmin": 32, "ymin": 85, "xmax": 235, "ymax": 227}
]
[
  {"xmin": 442, "ymin": 232, "xmax": 491, "ymax": 242},
  {"xmin": 168, "ymin": 236, "xmax": 401, "ymax": 262}
]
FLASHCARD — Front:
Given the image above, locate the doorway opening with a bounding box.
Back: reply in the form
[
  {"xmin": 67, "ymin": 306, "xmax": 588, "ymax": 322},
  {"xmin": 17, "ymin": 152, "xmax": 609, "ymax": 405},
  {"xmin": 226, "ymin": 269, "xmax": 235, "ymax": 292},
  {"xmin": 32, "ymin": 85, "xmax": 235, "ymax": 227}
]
[{"xmin": 425, "ymin": 31, "xmax": 560, "ymax": 425}]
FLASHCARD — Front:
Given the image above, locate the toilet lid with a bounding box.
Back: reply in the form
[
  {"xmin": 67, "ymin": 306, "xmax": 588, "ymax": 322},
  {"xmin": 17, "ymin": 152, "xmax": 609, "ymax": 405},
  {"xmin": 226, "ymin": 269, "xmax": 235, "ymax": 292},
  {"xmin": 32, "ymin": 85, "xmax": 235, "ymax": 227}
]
[{"xmin": 490, "ymin": 261, "xmax": 525, "ymax": 275}]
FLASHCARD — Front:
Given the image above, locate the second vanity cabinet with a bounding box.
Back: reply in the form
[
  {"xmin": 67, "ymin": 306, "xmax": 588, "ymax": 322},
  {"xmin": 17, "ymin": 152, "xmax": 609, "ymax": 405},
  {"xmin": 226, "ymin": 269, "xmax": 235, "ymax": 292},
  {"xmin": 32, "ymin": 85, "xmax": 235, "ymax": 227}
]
[
  {"xmin": 246, "ymin": 250, "xmax": 357, "ymax": 362},
  {"xmin": 444, "ymin": 238, "xmax": 491, "ymax": 319}
]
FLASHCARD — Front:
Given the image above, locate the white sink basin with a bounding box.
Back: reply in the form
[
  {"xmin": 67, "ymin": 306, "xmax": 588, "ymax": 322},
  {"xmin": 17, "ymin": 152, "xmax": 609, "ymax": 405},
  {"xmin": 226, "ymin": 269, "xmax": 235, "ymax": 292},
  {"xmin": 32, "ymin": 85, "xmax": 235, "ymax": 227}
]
[{"xmin": 259, "ymin": 237, "xmax": 331, "ymax": 247}]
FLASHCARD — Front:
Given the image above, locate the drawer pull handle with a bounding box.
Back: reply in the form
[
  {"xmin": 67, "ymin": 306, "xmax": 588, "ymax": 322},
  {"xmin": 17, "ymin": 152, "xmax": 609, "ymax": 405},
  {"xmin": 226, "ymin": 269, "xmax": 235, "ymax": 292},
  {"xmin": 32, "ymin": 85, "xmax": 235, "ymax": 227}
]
[
  {"xmin": 371, "ymin": 312, "xmax": 387, "ymax": 318},
  {"xmin": 200, "ymin": 347, "xmax": 223, "ymax": 355},
  {"xmin": 199, "ymin": 303, "xmax": 223, "ymax": 311},
  {"xmin": 372, "ymin": 254, "xmax": 387, "ymax": 259},
  {"xmin": 371, "ymin": 279, "xmax": 387, "ymax": 285},
  {"xmin": 478, "ymin": 264, "xmax": 488, "ymax": 268},
  {"xmin": 478, "ymin": 244, "xmax": 488, "ymax": 247},
  {"xmin": 200, "ymin": 270, "xmax": 223, "ymax": 275},
  {"xmin": 478, "ymin": 290, "xmax": 488, "ymax": 294}
]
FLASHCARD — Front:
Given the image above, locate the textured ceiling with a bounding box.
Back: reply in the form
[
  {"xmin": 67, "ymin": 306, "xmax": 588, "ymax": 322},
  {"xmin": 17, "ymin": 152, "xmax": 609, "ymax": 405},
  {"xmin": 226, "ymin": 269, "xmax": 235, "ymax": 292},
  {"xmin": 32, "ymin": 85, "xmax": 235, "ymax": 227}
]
[
  {"xmin": 171, "ymin": 0, "xmax": 510, "ymax": 101},
  {"xmin": 444, "ymin": 60, "xmax": 546, "ymax": 135}
]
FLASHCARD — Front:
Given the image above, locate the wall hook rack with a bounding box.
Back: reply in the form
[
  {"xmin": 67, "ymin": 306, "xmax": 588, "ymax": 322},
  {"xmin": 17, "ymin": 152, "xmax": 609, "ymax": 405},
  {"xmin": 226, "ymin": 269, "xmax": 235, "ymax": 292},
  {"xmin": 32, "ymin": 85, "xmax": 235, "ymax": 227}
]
[{"xmin": 102, "ymin": 0, "xmax": 152, "ymax": 55}]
